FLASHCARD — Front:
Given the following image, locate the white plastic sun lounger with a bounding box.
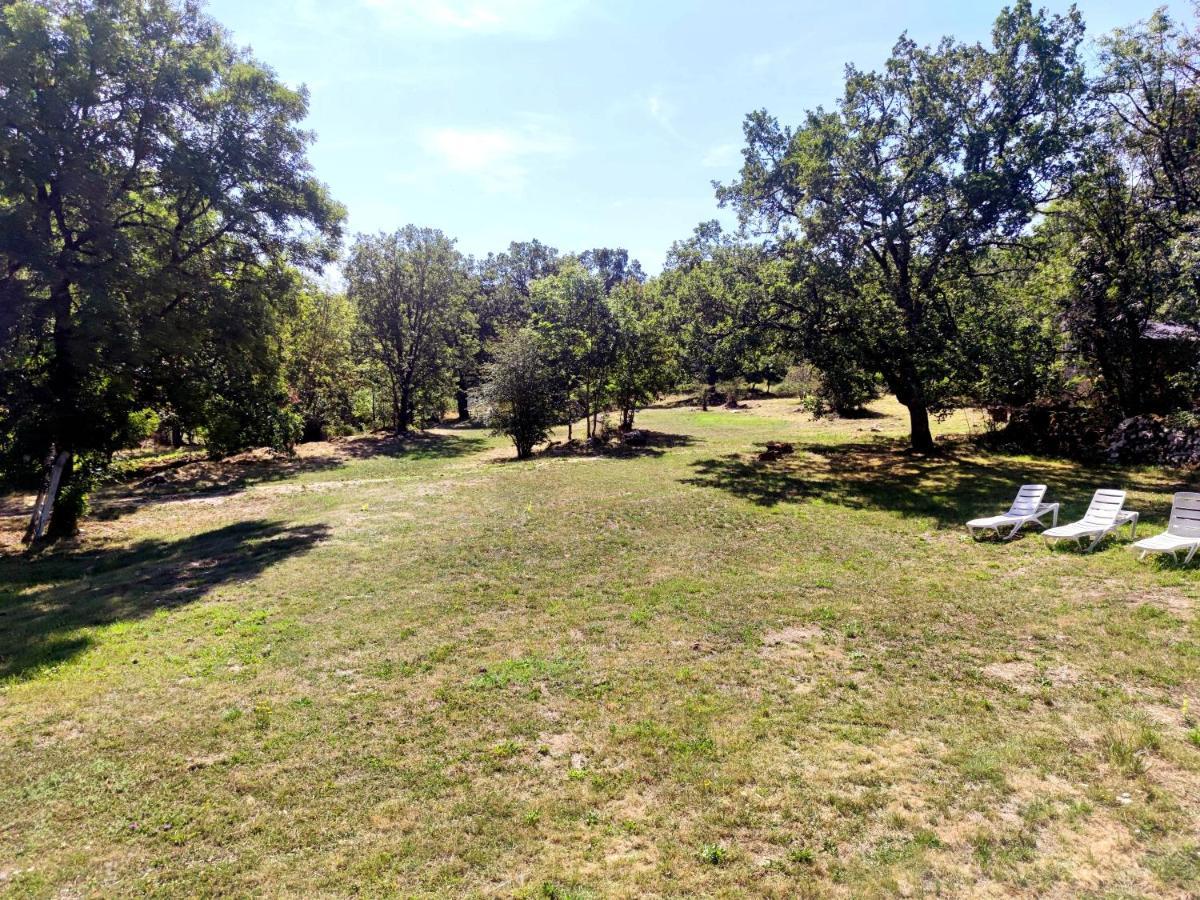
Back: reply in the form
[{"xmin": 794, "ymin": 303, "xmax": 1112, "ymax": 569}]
[
  {"xmin": 1042, "ymin": 489, "xmax": 1138, "ymax": 552},
  {"xmin": 966, "ymin": 484, "xmax": 1059, "ymax": 540},
  {"xmin": 1131, "ymin": 492, "xmax": 1200, "ymax": 564}
]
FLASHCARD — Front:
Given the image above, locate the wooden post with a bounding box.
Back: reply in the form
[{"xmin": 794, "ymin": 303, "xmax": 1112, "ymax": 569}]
[{"xmin": 24, "ymin": 450, "xmax": 70, "ymax": 544}]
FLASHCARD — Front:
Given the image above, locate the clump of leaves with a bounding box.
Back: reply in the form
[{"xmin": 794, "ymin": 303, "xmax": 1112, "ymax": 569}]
[
  {"xmin": 789, "ymin": 846, "xmax": 815, "ymax": 865},
  {"xmin": 698, "ymin": 844, "xmax": 729, "ymax": 866}
]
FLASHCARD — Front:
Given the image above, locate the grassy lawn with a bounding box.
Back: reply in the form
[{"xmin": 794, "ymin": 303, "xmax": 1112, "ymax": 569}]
[{"xmin": 2, "ymin": 398, "xmax": 1198, "ymax": 897}]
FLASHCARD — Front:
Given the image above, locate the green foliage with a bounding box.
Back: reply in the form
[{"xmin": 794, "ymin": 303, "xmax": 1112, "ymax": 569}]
[
  {"xmin": 608, "ymin": 281, "xmax": 679, "ymax": 429},
  {"xmin": 956, "ymin": 250, "xmax": 1067, "ymax": 413},
  {"xmin": 698, "ymin": 844, "xmax": 729, "ymax": 866},
  {"xmin": 744, "ymin": 353, "xmax": 791, "ymax": 393},
  {"xmin": 346, "ymin": 227, "xmax": 477, "ymax": 432},
  {"xmin": 719, "ymin": 1, "xmax": 1087, "ymax": 449},
  {"xmin": 577, "ymin": 247, "xmax": 646, "ymax": 292},
  {"xmin": 125, "ymin": 410, "xmax": 161, "ymax": 447},
  {"xmin": 529, "ymin": 263, "xmax": 618, "ymax": 440},
  {"xmin": 475, "ymin": 329, "xmax": 563, "ymax": 459},
  {"xmin": 801, "ymin": 364, "xmax": 880, "ymax": 419},
  {"xmin": 285, "ymin": 288, "xmax": 363, "ymax": 440},
  {"xmin": 1045, "ymin": 7, "xmax": 1200, "ymax": 418},
  {"xmin": 0, "ymin": 0, "xmax": 342, "ymax": 536},
  {"xmin": 658, "ymin": 222, "xmax": 772, "ymax": 409},
  {"xmin": 202, "ymin": 391, "xmax": 302, "ymax": 460}
]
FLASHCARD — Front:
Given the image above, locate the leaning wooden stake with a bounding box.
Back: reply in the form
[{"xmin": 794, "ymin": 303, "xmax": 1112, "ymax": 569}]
[{"xmin": 24, "ymin": 450, "xmax": 69, "ymax": 544}]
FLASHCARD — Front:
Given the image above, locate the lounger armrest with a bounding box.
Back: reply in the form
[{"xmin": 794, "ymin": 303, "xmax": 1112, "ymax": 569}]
[
  {"xmin": 1116, "ymin": 509, "xmax": 1139, "ymax": 538},
  {"xmin": 1036, "ymin": 502, "xmax": 1059, "ymax": 527}
]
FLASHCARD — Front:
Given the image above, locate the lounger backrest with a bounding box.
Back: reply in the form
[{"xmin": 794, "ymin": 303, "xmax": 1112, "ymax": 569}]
[
  {"xmin": 1082, "ymin": 489, "xmax": 1126, "ymax": 527},
  {"xmin": 1168, "ymin": 492, "xmax": 1200, "ymax": 538},
  {"xmin": 1007, "ymin": 484, "xmax": 1047, "ymax": 517}
]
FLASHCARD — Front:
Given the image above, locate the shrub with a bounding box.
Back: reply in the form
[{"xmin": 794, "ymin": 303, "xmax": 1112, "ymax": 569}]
[
  {"xmin": 698, "ymin": 844, "xmax": 729, "ymax": 866},
  {"xmin": 475, "ymin": 328, "xmax": 563, "ymax": 459},
  {"xmin": 984, "ymin": 399, "xmax": 1115, "ymax": 459},
  {"xmin": 774, "ymin": 364, "xmax": 821, "ymax": 399},
  {"xmin": 202, "ymin": 395, "xmax": 302, "ymax": 459}
]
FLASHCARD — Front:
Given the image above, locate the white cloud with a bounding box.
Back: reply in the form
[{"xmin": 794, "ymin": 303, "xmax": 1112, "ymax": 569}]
[
  {"xmin": 419, "ymin": 121, "xmax": 573, "ymax": 192},
  {"xmin": 644, "ymin": 90, "xmax": 687, "ymax": 142},
  {"xmin": 646, "ymin": 93, "xmax": 669, "ymax": 125},
  {"xmin": 750, "ymin": 47, "xmax": 795, "ymax": 72},
  {"xmin": 360, "ymin": 0, "xmax": 586, "ymax": 36},
  {"xmin": 702, "ymin": 143, "xmax": 740, "ymax": 168}
]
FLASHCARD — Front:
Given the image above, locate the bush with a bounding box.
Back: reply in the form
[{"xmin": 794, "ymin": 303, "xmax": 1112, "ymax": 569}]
[
  {"xmin": 986, "ymin": 401, "xmax": 1200, "ymax": 468},
  {"xmin": 984, "ymin": 399, "xmax": 1115, "ymax": 459},
  {"xmin": 475, "ymin": 329, "xmax": 562, "ymax": 459},
  {"xmin": 125, "ymin": 409, "xmax": 161, "ymax": 446},
  {"xmin": 202, "ymin": 396, "xmax": 302, "ymax": 459},
  {"xmin": 799, "ymin": 366, "xmax": 880, "ymax": 418},
  {"xmin": 817, "ymin": 366, "xmax": 879, "ymax": 416},
  {"xmin": 774, "ymin": 364, "xmax": 821, "ymax": 399}
]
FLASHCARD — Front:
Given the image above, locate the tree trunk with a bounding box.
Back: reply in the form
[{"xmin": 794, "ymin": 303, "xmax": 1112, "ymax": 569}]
[
  {"xmin": 906, "ymin": 402, "xmax": 935, "ymax": 453},
  {"xmin": 46, "ymin": 452, "xmax": 78, "ymax": 538},
  {"xmin": 23, "ymin": 449, "xmax": 58, "ymax": 544},
  {"xmin": 25, "ymin": 450, "xmax": 71, "ymax": 543},
  {"xmin": 389, "ymin": 381, "xmax": 402, "ymax": 433},
  {"xmin": 39, "ymin": 277, "xmax": 80, "ymax": 540},
  {"xmin": 456, "ymin": 385, "xmax": 470, "ymax": 421},
  {"xmin": 398, "ymin": 381, "xmax": 412, "ymax": 433}
]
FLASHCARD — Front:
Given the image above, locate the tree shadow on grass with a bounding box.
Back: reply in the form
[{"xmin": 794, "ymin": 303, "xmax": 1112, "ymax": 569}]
[
  {"xmin": 491, "ymin": 431, "xmax": 698, "ymax": 464},
  {"xmin": 0, "ymin": 519, "xmax": 329, "ymax": 682},
  {"xmin": 90, "ymin": 432, "xmax": 487, "ymax": 523},
  {"xmin": 682, "ymin": 437, "xmax": 1182, "ymax": 529}
]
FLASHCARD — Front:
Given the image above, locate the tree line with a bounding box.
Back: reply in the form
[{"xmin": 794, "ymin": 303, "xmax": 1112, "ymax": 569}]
[
  {"xmin": 2, "ymin": 0, "xmax": 1198, "ymax": 541},
  {"xmin": 300, "ymin": 233, "xmax": 676, "ymax": 455},
  {"xmin": 713, "ymin": 1, "xmax": 1200, "ymax": 454}
]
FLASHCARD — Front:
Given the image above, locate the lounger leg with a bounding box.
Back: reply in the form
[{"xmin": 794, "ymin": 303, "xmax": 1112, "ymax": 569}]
[
  {"xmin": 1005, "ymin": 521, "xmax": 1023, "ymax": 541},
  {"xmin": 1186, "ymin": 545, "xmax": 1199, "ymax": 565},
  {"xmin": 1085, "ymin": 533, "xmax": 1103, "ymax": 553}
]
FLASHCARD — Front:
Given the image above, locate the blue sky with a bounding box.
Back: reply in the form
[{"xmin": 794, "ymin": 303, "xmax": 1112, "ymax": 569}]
[{"xmin": 206, "ymin": 0, "xmax": 1186, "ymax": 272}]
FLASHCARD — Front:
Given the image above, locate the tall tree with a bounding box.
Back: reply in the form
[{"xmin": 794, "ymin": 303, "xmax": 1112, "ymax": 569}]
[
  {"xmin": 460, "ymin": 239, "xmax": 561, "ymax": 419},
  {"xmin": 1098, "ymin": 6, "xmax": 1200, "ymax": 232},
  {"xmin": 346, "ymin": 227, "xmax": 476, "ymax": 432},
  {"xmin": 608, "ymin": 280, "xmax": 678, "ymax": 430},
  {"xmin": 285, "ymin": 286, "xmax": 361, "ymax": 441},
  {"xmin": 529, "ymin": 263, "xmax": 617, "ymax": 440},
  {"xmin": 0, "ymin": 0, "xmax": 343, "ymax": 538},
  {"xmin": 659, "ymin": 223, "xmax": 770, "ymax": 410},
  {"xmin": 1048, "ymin": 6, "xmax": 1200, "ymax": 416},
  {"xmin": 719, "ymin": 1, "xmax": 1087, "ymax": 450},
  {"xmin": 578, "ymin": 247, "xmax": 645, "ymax": 292}
]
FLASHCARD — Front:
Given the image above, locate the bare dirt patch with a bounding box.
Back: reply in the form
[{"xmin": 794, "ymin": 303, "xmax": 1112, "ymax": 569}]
[
  {"xmin": 762, "ymin": 624, "xmax": 823, "ymax": 646},
  {"xmin": 982, "ymin": 660, "xmax": 1080, "ymax": 692}
]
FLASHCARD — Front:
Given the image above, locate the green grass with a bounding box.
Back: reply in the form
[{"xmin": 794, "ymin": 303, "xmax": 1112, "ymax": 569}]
[{"xmin": 1, "ymin": 397, "xmax": 1198, "ymax": 897}]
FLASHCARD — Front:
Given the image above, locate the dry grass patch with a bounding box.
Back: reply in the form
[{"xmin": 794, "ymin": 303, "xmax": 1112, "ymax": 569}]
[{"xmin": 1, "ymin": 398, "xmax": 1198, "ymax": 896}]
